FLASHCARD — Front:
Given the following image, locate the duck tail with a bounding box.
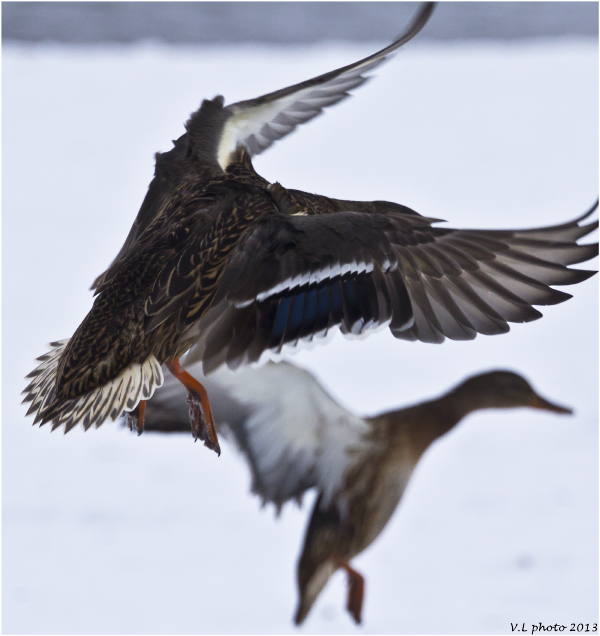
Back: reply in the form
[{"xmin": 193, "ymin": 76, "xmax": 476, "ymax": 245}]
[
  {"xmin": 22, "ymin": 340, "xmax": 163, "ymax": 433},
  {"xmin": 294, "ymin": 559, "xmax": 338, "ymax": 625}
]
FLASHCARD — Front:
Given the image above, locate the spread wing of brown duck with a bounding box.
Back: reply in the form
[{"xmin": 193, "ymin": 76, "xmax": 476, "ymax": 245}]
[{"xmin": 185, "ymin": 200, "xmax": 598, "ymax": 373}]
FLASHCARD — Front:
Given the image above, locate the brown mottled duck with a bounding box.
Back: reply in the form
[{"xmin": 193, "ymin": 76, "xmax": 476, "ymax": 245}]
[
  {"xmin": 23, "ymin": 2, "xmax": 597, "ymax": 453},
  {"xmin": 138, "ymin": 359, "xmax": 573, "ymax": 625}
]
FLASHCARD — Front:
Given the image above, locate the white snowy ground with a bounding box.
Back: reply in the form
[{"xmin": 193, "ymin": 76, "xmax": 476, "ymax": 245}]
[{"xmin": 3, "ymin": 38, "xmax": 598, "ymax": 635}]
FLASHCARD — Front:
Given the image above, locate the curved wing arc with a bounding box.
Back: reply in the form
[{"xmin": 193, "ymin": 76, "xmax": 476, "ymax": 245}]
[
  {"xmin": 90, "ymin": 3, "xmax": 435, "ymax": 291},
  {"xmin": 143, "ymin": 360, "xmax": 369, "ymax": 512},
  {"xmin": 216, "ymin": 2, "xmax": 436, "ymax": 168}
]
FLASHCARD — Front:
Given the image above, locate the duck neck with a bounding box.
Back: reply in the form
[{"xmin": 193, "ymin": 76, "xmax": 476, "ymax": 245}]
[
  {"xmin": 424, "ymin": 394, "xmax": 471, "ymax": 441},
  {"xmin": 378, "ymin": 396, "xmax": 467, "ymax": 461},
  {"xmin": 441, "ymin": 383, "xmax": 495, "ymax": 423}
]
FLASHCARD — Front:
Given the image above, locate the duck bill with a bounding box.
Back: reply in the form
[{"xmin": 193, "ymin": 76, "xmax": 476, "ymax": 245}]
[{"xmin": 530, "ymin": 394, "xmax": 573, "ymax": 415}]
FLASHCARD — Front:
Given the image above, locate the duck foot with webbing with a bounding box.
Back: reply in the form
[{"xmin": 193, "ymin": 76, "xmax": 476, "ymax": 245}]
[
  {"xmin": 124, "ymin": 359, "xmax": 220, "ymax": 454},
  {"xmin": 126, "ymin": 400, "xmax": 146, "ymax": 436},
  {"xmin": 166, "ymin": 359, "xmax": 220, "ymax": 455},
  {"xmin": 335, "ymin": 557, "xmax": 365, "ymax": 624}
]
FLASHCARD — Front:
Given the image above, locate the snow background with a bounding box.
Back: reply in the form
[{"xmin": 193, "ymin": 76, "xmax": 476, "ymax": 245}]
[
  {"xmin": 3, "ymin": 1, "xmax": 598, "ymax": 43},
  {"xmin": 3, "ymin": 37, "xmax": 598, "ymax": 634}
]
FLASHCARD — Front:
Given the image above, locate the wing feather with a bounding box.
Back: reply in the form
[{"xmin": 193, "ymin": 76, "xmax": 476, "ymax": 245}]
[
  {"xmin": 142, "ymin": 361, "xmax": 370, "ymax": 512},
  {"xmin": 186, "ymin": 201, "xmax": 597, "ymax": 369},
  {"xmin": 216, "ymin": 3, "xmax": 435, "ymax": 169},
  {"xmin": 90, "ymin": 4, "xmax": 435, "ymax": 289}
]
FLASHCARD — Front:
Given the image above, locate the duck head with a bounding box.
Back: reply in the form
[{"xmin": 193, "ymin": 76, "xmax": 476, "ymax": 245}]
[{"xmin": 452, "ymin": 370, "xmax": 573, "ymax": 415}]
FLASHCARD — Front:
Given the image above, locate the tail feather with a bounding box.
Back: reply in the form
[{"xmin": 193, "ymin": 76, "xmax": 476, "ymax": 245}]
[
  {"xmin": 22, "ymin": 340, "xmax": 70, "ymax": 421},
  {"xmin": 23, "ymin": 340, "xmax": 164, "ymax": 433},
  {"xmin": 294, "ymin": 559, "xmax": 338, "ymax": 625}
]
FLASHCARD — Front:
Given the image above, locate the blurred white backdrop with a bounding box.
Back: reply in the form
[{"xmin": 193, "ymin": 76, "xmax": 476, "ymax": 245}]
[{"xmin": 3, "ymin": 34, "xmax": 598, "ymax": 634}]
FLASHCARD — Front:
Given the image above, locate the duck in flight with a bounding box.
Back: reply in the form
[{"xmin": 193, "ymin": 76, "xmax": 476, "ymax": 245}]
[
  {"xmin": 23, "ymin": 2, "xmax": 597, "ymax": 453},
  {"xmin": 138, "ymin": 358, "xmax": 573, "ymax": 625}
]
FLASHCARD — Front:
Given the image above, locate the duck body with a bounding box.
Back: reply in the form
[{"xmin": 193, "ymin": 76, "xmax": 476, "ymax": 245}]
[
  {"xmin": 23, "ymin": 2, "xmax": 596, "ymax": 441},
  {"xmin": 140, "ymin": 360, "xmax": 572, "ymax": 625},
  {"xmin": 37, "ymin": 152, "xmax": 279, "ymax": 426},
  {"xmin": 294, "ymin": 401, "xmax": 455, "ymax": 624},
  {"xmin": 333, "ymin": 406, "xmax": 448, "ymax": 554},
  {"xmin": 294, "ymin": 373, "xmax": 571, "ymax": 624},
  {"xmin": 40, "ymin": 144, "xmax": 431, "ymax": 427}
]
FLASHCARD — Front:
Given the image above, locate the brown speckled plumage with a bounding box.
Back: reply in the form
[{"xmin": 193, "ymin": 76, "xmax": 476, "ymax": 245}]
[
  {"xmin": 38, "ymin": 152, "xmax": 274, "ymax": 423},
  {"xmin": 23, "ymin": 2, "xmax": 596, "ymax": 443}
]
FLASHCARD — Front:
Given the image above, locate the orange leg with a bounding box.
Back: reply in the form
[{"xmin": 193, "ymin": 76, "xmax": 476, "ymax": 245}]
[
  {"xmin": 335, "ymin": 557, "xmax": 365, "ymax": 625},
  {"xmin": 166, "ymin": 358, "xmax": 220, "ymax": 456},
  {"xmin": 126, "ymin": 400, "xmax": 146, "ymax": 436},
  {"xmin": 136, "ymin": 400, "xmax": 146, "ymax": 435}
]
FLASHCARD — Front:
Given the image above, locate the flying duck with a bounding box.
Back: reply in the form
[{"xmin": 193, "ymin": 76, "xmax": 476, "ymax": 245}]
[
  {"xmin": 23, "ymin": 2, "xmax": 597, "ymax": 453},
  {"xmin": 138, "ymin": 358, "xmax": 573, "ymax": 625}
]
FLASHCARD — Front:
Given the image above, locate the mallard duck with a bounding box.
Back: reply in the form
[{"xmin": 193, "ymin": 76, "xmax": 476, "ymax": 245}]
[
  {"xmin": 22, "ymin": 2, "xmax": 597, "ymax": 453},
  {"xmin": 138, "ymin": 358, "xmax": 572, "ymax": 625}
]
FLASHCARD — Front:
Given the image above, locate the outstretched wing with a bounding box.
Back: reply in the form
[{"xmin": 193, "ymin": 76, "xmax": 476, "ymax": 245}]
[
  {"xmin": 92, "ymin": 4, "xmax": 434, "ymax": 291},
  {"xmin": 215, "ymin": 2, "xmax": 435, "ymax": 169},
  {"xmin": 142, "ymin": 361, "xmax": 369, "ymax": 513},
  {"xmin": 186, "ymin": 201, "xmax": 598, "ymax": 372}
]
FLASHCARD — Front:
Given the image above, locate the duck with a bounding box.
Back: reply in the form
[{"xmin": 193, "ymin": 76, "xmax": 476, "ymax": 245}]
[
  {"xmin": 22, "ymin": 1, "xmax": 597, "ymax": 453},
  {"xmin": 137, "ymin": 358, "xmax": 573, "ymax": 625}
]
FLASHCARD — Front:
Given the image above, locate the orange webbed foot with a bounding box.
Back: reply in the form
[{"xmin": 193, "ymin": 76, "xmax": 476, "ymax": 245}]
[
  {"xmin": 186, "ymin": 391, "xmax": 220, "ymax": 455},
  {"xmin": 126, "ymin": 400, "xmax": 146, "ymax": 436},
  {"xmin": 336, "ymin": 557, "xmax": 365, "ymax": 624},
  {"xmin": 166, "ymin": 359, "xmax": 221, "ymax": 456}
]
